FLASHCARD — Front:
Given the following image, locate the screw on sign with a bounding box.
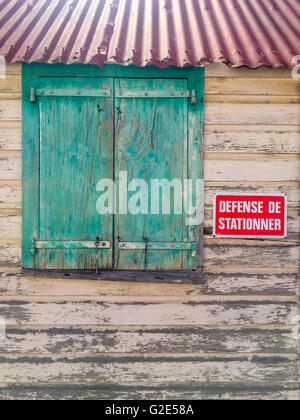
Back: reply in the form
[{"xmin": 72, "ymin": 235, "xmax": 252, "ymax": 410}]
[{"xmin": 213, "ymin": 193, "xmax": 287, "ymax": 239}]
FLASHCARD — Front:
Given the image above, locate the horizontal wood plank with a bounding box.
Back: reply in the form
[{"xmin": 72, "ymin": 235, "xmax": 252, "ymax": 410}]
[
  {"xmin": 0, "ymin": 100, "xmax": 21, "ymax": 121},
  {"xmin": 204, "ymin": 153, "xmax": 300, "ymax": 181},
  {"xmin": 0, "ymin": 181, "xmax": 299, "ymax": 211},
  {"xmin": 0, "ymin": 151, "xmax": 21, "ymax": 179},
  {"xmin": 0, "ymin": 354, "xmax": 298, "ymax": 386},
  {"xmin": 0, "ymin": 269, "xmax": 298, "ymax": 296},
  {"xmin": 4, "ymin": 386, "xmax": 300, "ymax": 400},
  {"xmin": 205, "ymin": 64, "xmax": 292, "ymax": 78},
  {"xmin": 205, "ymin": 78, "xmax": 300, "ymax": 96},
  {"xmin": 205, "ymin": 104, "xmax": 300, "ymax": 125},
  {"xmin": 205, "ymin": 182, "xmax": 300, "ymax": 209},
  {"xmin": 0, "ymin": 298, "xmax": 297, "ymax": 326},
  {"xmin": 0, "ymin": 213, "xmax": 21, "ymax": 238},
  {"xmin": 204, "ymin": 126, "xmax": 300, "ymax": 154},
  {"xmin": 204, "ymin": 239, "xmax": 299, "ymax": 268},
  {"xmin": 0, "ymin": 75, "xmax": 21, "ymax": 95},
  {"xmin": 0, "ymin": 181, "xmax": 22, "ymax": 208},
  {"xmin": 0, "ymin": 325, "xmax": 297, "ymax": 355},
  {"xmin": 0, "ymin": 386, "xmax": 298, "ymax": 400},
  {"xmin": 0, "ymin": 239, "xmax": 298, "ymax": 268},
  {"xmin": 4, "ymin": 64, "xmax": 21, "ymax": 75},
  {"xmin": 0, "ymin": 241, "xmax": 21, "ymax": 266},
  {"xmin": 1, "ymin": 151, "xmax": 299, "ymax": 182},
  {"xmin": 1, "ymin": 101, "xmax": 300, "ymax": 126},
  {"xmin": 1, "ymin": 209, "xmax": 298, "ymax": 240},
  {"xmin": 205, "ymin": 95, "xmax": 300, "ymax": 104},
  {"xmin": 0, "ymin": 122, "xmax": 22, "ymax": 150}
]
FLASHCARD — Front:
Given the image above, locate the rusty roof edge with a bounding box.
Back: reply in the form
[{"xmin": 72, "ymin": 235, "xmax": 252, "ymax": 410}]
[{"xmin": 0, "ymin": 0, "xmax": 299, "ymax": 69}]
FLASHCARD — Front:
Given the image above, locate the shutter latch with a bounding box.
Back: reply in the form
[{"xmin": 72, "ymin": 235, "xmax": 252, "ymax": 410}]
[{"xmin": 190, "ymin": 89, "xmax": 196, "ymax": 105}]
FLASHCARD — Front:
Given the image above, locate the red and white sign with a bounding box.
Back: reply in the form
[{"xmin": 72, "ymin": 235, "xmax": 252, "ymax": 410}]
[{"xmin": 213, "ymin": 193, "xmax": 287, "ymax": 239}]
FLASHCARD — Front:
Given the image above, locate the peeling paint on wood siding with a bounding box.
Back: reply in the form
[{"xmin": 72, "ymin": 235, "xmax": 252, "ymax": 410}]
[
  {"xmin": 0, "ymin": 326, "xmax": 297, "ymax": 355},
  {"xmin": 0, "ymin": 387, "xmax": 298, "ymax": 401},
  {"xmin": 0, "ymin": 355, "xmax": 298, "ymax": 387},
  {"xmin": 0, "ymin": 270, "xmax": 298, "ymax": 297},
  {"xmin": 0, "ymin": 298, "xmax": 298, "ymax": 327}
]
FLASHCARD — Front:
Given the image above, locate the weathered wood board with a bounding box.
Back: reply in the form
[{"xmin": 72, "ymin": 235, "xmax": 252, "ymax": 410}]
[
  {"xmin": 0, "ymin": 325, "xmax": 297, "ymax": 355},
  {"xmin": 0, "ymin": 355, "xmax": 298, "ymax": 386},
  {"xmin": 0, "ymin": 387, "xmax": 298, "ymax": 400},
  {"xmin": 0, "ymin": 297, "xmax": 297, "ymax": 326},
  {"xmin": 1, "ymin": 151, "xmax": 299, "ymax": 181},
  {"xmin": 0, "ymin": 239, "xmax": 299, "ymax": 268},
  {"xmin": 0, "ymin": 269, "xmax": 298, "ymax": 296},
  {"xmin": 0, "ymin": 181, "xmax": 299, "ymax": 211}
]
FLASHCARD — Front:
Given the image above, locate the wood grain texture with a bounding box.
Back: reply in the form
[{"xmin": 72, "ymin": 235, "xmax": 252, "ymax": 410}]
[
  {"xmin": 0, "ymin": 298, "xmax": 297, "ymax": 326},
  {"xmin": 205, "ymin": 78, "xmax": 300, "ymax": 96},
  {"xmin": 0, "ymin": 181, "xmax": 299, "ymax": 211},
  {"xmin": 204, "ymin": 239, "xmax": 299, "ymax": 267},
  {"xmin": 0, "ymin": 100, "xmax": 21, "ymax": 121},
  {"xmin": 0, "ymin": 151, "xmax": 21, "ymax": 179},
  {"xmin": 0, "ymin": 209, "xmax": 298, "ymax": 241},
  {"xmin": 3, "ymin": 64, "xmax": 21, "ymax": 75},
  {"xmin": 0, "ymin": 269, "xmax": 298, "ymax": 296},
  {"xmin": 0, "ymin": 75, "xmax": 21, "ymax": 100},
  {"xmin": 0, "ymin": 122, "xmax": 21, "ymax": 150},
  {"xmin": 205, "ymin": 95, "xmax": 300, "ymax": 104},
  {"xmin": 2, "ymin": 151, "xmax": 299, "ymax": 182},
  {"xmin": 0, "ymin": 181, "xmax": 22, "ymax": 208},
  {"xmin": 205, "ymin": 104, "xmax": 300, "ymax": 125},
  {"xmin": 0, "ymin": 241, "xmax": 21, "ymax": 266},
  {"xmin": 0, "ymin": 354, "xmax": 298, "ymax": 386},
  {"xmin": 0, "ymin": 238, "xmax": 299, "ymax": 268},
  {"xmin": 204, "ymin": 153, "xmax": 300, "ymax": 182},
  {"xmin": 204, "ymin": 126, "xmax": 300, "ymax": 154},
  {"xmin": 114, "ymin": 77, "xmax": 193, "ymax": 270},
  {"xmin": 205, "ymin": 181, "xmax": 300, "ymax": 210},
  {"xmin": 36, "ymin": 77, "xmax": 114, "ymax": 270},
  {"xmin": 0, "ymin": 386, "xmax": 298, "ymax": 400},
  {"xmin": 0, "ymin": 325, "xmax": 297, "ymax": 355},
  {"xmin": 3, "ymin": 100, "xmax": 299, "ymax": 125},
  {"xmin": 205, "ymin": 64, "xmax": 292, "ymax": 78}
]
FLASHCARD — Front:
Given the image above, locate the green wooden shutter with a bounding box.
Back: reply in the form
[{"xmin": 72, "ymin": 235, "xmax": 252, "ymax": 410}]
[
  {"xmin": 35, "ymin": 77, "xmax": 114, "ymax": 269},
  {"xmin": 22, "ymin": 64, "xmax": 204, "ymax": 274},
  {"xmin": 114, "ymin": 78, "xmax": 196, "ymax": 270}
]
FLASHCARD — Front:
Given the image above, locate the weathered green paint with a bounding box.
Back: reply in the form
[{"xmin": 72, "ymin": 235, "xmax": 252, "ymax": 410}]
[
  {"xmin": 22, "ymin": 63, "xmax": 204, "ymax": 271},
  {"xmin": 35, "ymin": 241, "xmax": 111, "ymax": 250},
  {"xmin": 118, "ymin": 242, "xmax": 197, "ymax": 250},
  {"xmin": 115, "ymin": 77, "xmax": 190, "ymax": 270},
  {"xmin": 38, "ymin": 77, "xmax": 114, "ymax": 269},
  {"xmin": 115, "ymin": 87, "xmax": 192, "ymax": 99}
]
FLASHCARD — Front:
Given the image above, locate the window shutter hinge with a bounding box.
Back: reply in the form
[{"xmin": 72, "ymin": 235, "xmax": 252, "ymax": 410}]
[
  {"xmin": 30, "ymin": 88, "xmax": 36, "ymax": 103},
  {"xmin": 30, "ymin": 239, "xmax": 36, "ymax": 255},
  {"xmin": 190, "ymin": 89, "xmax": 196, "ymax": 104}
]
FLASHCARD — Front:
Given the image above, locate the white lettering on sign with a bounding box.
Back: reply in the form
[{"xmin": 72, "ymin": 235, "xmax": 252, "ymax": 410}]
[
  {"xmin": 218, "ymin": 218, "xmax": 281, "ymax": 231},
  {"xmin": 219, "ymin": 201, "xmax": 263, "ymax": 213}
]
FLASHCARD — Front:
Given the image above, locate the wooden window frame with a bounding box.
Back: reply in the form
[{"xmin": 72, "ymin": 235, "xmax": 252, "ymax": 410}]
[{"xmin": 22, "ymin": 63, "xmax": 205, "ymax": 278}]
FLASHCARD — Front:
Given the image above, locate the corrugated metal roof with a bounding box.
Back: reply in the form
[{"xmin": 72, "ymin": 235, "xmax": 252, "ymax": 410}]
[{"xmin": 0, "ymin": 0, "xmax": 299, "ymax": 69}]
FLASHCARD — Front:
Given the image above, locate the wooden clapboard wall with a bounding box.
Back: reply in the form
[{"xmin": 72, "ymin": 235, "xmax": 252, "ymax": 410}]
[{"xmin": 0, "ymin": 63, "xmax": 299, "ymax": 400}]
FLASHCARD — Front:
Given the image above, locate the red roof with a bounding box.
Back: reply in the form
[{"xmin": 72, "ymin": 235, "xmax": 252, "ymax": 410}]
[{"xmin": 0, "ymin": 0, "xmax": 299, "ymax": 69}]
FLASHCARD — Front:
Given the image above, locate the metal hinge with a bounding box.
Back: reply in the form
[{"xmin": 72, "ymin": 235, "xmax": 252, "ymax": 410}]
[
  {"xmin": 30, "ymin": 88, "xmax": 36, "ymax": 103},
  {"xmin": 190, "ymin": 89, "xmax": 197, "ymax": 104},
  {"xmin": 30, "ymin": 240, "xmax": 111, "ymax": 254},
  {"xmin": 30, "ymin": 87, "xmax": 111, "ymax": 102}
]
